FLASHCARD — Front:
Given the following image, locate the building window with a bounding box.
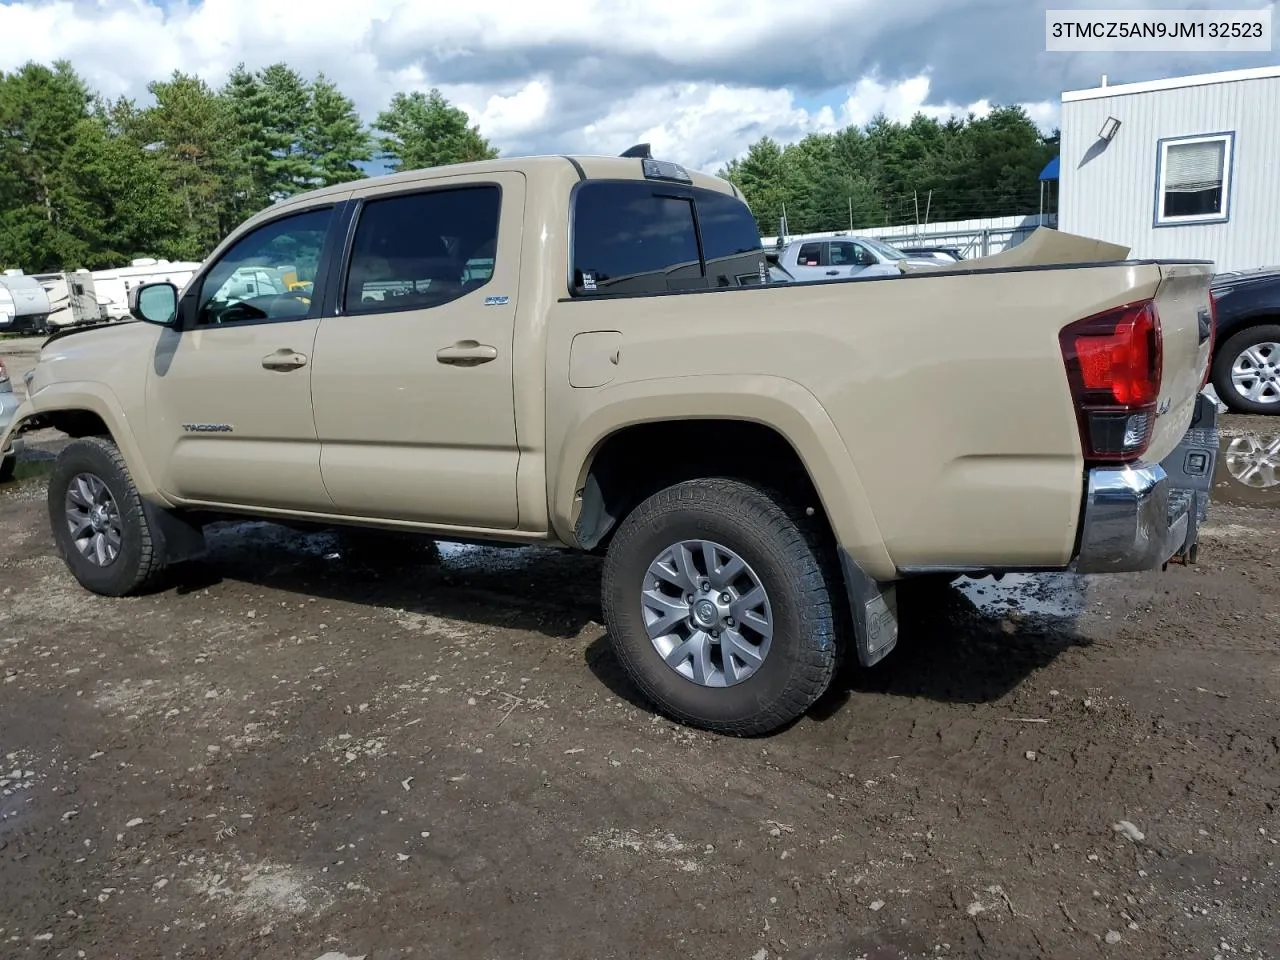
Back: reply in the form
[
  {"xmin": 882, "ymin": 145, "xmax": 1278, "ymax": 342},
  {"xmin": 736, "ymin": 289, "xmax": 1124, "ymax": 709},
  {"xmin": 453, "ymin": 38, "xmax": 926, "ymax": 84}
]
[{"xmin": 1155, "ymin": 133, "xmax": 1233, "ymax": 226}]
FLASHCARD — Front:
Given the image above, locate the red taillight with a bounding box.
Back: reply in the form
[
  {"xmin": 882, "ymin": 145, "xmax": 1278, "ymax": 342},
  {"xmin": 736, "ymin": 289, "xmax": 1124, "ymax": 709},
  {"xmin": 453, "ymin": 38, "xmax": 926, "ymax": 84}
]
[{"xmin": 1060, "ymin": 300, "xmax": 1163, "ymax": 463}]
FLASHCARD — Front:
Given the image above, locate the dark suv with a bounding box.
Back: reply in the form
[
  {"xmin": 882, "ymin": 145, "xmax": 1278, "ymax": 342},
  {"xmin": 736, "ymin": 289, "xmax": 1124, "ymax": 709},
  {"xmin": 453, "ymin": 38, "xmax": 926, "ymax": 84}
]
[{"xmin": 1210, "ymin": 267, "xmax": 1280, "ymax": 415}]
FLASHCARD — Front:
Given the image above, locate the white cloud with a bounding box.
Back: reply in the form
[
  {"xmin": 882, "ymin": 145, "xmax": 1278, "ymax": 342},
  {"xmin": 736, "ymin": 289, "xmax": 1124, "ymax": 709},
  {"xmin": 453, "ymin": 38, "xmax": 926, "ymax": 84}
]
[
  {"xmin": 571, "ymin": 84, "xmax": 838, "ymax": 172},
  {"xmin": 0, "ymin": 0, "xmax": 1268, "ymax": 174},
  {"xmin": 462, "ymin": 80, "xmax": 553, "ymax": 142},
  {"xmin": 832, "ymin": 74, "xmax": 1058, "ymax": 134}
]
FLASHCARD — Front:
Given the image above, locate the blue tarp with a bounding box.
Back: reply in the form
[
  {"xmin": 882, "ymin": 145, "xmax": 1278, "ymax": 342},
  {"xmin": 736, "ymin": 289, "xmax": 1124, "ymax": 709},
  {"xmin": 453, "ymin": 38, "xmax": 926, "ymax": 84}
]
[{"xmin": 1039, "ymin": 155, "xmax": 1060, "ymax": 181}]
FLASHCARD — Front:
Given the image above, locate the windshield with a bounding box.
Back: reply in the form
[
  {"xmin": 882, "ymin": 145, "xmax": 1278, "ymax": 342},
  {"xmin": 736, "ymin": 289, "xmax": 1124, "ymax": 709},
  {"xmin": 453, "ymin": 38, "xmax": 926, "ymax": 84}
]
[{"xmin": 860, "ymin": 237, "xmax": 908, "ymax": 261}]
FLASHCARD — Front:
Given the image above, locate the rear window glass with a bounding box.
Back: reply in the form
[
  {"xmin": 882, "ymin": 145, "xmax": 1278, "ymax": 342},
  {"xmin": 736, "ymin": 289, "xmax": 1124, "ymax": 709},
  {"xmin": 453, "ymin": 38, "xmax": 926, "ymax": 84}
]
[{"xmin": 572, "ymin": 181, "xmax": 702, "ymax": 295}]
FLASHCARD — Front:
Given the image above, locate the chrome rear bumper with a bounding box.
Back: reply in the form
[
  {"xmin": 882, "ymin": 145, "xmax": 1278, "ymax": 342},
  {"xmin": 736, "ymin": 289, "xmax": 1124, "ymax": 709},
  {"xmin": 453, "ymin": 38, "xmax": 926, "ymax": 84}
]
[{"xmin": 1071, "ymin": 393, "xmax": 1219, "ymax": 574}]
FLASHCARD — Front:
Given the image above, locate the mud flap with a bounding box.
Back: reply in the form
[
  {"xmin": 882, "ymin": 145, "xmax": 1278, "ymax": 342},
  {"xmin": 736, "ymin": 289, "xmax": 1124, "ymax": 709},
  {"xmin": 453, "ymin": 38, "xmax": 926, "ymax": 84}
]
[
  {"xmin": 837, "ymin": 548, "xmax": 899, "ymax": 667},
  {"xmin": 1160, "ymin": 393, "xmax": 1219, "ymax": 565},
  {"xmin": 142, "ymin": 501, "xmax": 208, "ymax": 565}
]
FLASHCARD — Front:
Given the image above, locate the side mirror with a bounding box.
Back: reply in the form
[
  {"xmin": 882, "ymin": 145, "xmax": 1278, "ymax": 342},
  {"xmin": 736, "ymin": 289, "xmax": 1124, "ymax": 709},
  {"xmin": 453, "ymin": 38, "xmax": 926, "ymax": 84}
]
[
  {"xmin": 860, "ymin": 250, "xmax": 879, "ymax": 267},
  {"xmin": 129, "ymin": 282, "xmax": 179, "ymax": 326}
]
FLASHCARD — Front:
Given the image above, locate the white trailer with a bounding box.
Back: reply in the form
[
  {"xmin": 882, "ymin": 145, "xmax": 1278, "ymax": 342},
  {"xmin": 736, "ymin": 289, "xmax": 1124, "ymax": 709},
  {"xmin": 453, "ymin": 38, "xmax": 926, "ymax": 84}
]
[
  {"xmin": 0, "ymin": 271, "xmax": 54, "ymax": 334},
  {"xmin": 91, "ymin": 258, "xmax": 202, "ymax": 321},
  {"xmin": 34, "ymin": 270, "xmax": 106, "ymax": 329}
]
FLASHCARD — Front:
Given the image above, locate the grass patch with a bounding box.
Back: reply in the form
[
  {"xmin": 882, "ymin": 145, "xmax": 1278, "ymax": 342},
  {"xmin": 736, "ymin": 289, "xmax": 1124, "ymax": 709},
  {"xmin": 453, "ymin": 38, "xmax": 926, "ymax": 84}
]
[{"xmin": 1, "ymin": 458, "xmax": 53, "ymax": 486}]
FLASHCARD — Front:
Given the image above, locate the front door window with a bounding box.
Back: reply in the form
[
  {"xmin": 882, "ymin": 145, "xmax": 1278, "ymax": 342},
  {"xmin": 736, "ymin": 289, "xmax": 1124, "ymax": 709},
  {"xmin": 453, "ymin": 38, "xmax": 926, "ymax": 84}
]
[{"xmin": 196, "ymin": 207, "xmax": 333, "ymax": 325}]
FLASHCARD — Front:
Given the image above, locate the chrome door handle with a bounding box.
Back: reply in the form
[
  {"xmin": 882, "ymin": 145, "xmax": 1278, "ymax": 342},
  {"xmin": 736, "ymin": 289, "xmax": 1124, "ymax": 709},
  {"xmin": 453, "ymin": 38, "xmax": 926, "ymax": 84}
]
[
  {"xmin": 436, "ymin": 340, "xmax": 498, "ymax": 366},
  {"xmin": 262, "ymin": 349, "xmax": 308, "ymax": 371}
]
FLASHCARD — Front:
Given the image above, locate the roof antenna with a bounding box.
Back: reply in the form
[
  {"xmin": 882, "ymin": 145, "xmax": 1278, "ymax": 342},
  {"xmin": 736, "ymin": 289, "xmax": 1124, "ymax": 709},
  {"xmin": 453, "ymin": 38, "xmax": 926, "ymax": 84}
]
[{"xmin": 619, "ymin": 143, "xmax": 652, "ymax": 159}]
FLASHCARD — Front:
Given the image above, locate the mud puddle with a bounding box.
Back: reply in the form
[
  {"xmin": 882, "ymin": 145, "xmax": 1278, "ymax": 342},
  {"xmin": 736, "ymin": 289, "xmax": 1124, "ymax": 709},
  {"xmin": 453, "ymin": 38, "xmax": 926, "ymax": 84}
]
[
  {"xmin": 954, "ymin": 571, "xmax": 1087, "ymax": 619},
  {"xmin": 1214, "ymin": 427, "xmax": 1280, "ymax": 508}
]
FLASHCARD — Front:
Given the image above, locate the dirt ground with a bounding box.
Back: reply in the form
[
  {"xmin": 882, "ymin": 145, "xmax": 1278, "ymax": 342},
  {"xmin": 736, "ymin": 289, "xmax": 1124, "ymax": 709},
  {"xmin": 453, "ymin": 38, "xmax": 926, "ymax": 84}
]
[{"xmin": 2, "ymin": 337, "xmax": 1279, "ymax": 960}]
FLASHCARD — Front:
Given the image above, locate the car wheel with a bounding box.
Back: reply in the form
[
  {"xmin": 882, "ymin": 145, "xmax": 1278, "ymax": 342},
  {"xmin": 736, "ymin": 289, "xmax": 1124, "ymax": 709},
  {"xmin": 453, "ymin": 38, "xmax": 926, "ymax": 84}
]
[
  {"xmin": 0, "ymin": 453, "xmax": 14, "ymax": 483},
  {"xmin": 1212, "ymin": 324, "xmax": 1280, "ymax": 415},
  {"xmin": 48, "ymin": 437, "xmax": 167, "ymax": 596},
  {"xmin": 601, "ymin": 477, "xmax": 839, "ymax": 736}
]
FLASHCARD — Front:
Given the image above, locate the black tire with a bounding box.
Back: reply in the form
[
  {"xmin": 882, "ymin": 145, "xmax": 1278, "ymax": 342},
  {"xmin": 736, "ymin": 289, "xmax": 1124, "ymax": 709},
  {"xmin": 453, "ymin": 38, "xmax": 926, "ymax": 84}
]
[
  {"xmin": 0, "ymin": 453, "xmax": 14, "ymax": 483},
  {"xmin": 1211, "ymin": 324, "xmax": 1280, "ymax": 415},
  {"xmin": 47, "ymin": 436, "xmax": 167, "ymax": 596},
  {"xmin": 601, "ymin": 477, "xmax": 839, "ymax": 736}
]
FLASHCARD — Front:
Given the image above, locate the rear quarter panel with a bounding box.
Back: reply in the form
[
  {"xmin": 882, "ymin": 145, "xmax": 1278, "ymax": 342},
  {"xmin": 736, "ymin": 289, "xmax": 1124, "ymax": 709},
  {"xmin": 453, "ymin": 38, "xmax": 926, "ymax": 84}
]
[
  {"xmin": 1147, "ymin": 262, "xmax": 1216, "ymax": 462},
  {"xmin": 545, "ymin": 262, "xmax": 1174, "ymax": 575}
]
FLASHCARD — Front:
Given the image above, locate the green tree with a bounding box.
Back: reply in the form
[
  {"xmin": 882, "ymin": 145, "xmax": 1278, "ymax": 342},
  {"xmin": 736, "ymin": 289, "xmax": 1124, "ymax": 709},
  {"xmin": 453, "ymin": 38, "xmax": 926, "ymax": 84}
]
[
  {"xmin": 373, "ymin": 89, "xmax": 498, "ymax": 172},
  {"xmin": 134, "ymin": 71, "xmax": 253, "ymax": 259},
  {"xmin": 719, "ymin": 136, "xmax": 788, "ymax": 235},
  {"xmin": 223, "ymin": 63, "xmax": 317, "ymax": 202},
  {"xmin": 56, "ymin": 114, "xmax": 186, "ymax": 268},
  {"xmin": 222, "ymin": 63, "xmax": 274, "ymax": 209},
  {"xmin": 258, "ymin": 63, "xmax": 316, "ymax": 196},
  {"xmin": 0, "ymin": 60, "xmax": 95, "ymax": 270},
  {"xmin": 305, "ymin": 74, "xmax": 371, "ymax": 186},
  {"xmin": 723, "ymin": 105, "xmax": 1058, "ymax": 235}
]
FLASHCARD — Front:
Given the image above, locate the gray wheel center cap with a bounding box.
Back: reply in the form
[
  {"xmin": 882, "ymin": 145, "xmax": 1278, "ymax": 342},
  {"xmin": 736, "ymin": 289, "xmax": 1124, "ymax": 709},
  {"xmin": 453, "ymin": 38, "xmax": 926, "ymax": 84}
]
[{"xmin": 693, "ymin": 599, "xmax": 718, "ymax": 626}]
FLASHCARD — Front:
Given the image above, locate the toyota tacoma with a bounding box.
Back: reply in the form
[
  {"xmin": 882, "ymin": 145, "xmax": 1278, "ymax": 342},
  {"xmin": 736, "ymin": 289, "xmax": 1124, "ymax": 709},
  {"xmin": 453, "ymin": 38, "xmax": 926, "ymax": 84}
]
[{"xmin": 0, "ymin": 149, "xmax": 1221, "ymax": 735}]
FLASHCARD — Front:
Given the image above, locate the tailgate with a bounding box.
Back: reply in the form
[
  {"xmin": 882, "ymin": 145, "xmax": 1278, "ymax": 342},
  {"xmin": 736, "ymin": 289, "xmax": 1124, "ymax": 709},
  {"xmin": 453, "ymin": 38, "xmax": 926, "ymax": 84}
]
[{"xmin": 1147, "ymin": 262, "xmax": 1215, "ymax": 463}]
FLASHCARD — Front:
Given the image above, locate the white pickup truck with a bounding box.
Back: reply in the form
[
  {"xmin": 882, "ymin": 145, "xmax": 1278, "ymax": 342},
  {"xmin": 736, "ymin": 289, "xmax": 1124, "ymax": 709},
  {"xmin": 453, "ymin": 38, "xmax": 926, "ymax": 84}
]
[{"xmin": 775, "ymin": 234, "xmax": 940, "ymax": 281}]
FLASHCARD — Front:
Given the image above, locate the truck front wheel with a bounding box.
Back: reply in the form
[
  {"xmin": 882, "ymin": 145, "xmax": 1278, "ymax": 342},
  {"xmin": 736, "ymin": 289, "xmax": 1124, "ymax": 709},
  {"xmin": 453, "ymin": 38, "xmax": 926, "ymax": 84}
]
[
  {"xmin": 47, "ymin": 437, "xmax": 168, "ymax": 597},
  {"xmin": 601, "ymin": 478, "xmax": 839, "ymax": 736}
]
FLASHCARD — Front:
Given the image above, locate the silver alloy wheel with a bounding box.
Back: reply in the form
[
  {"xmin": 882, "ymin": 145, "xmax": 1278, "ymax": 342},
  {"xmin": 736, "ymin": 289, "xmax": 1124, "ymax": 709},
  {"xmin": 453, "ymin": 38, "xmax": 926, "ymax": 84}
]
[
  {"xmin": 1230, "ymin": 340, "xmax": 1280, "ymax": 406},
  {"xmin": 641, "ymin": 539, "xmax": 773, "ymax": 688},
  {"xmin": 65, "ymin": 472, "xmax": 123, "ymax": 567},
  {"xmin": 1225, "ymin": 435, "xmax": 1280, "ymax": 489}
]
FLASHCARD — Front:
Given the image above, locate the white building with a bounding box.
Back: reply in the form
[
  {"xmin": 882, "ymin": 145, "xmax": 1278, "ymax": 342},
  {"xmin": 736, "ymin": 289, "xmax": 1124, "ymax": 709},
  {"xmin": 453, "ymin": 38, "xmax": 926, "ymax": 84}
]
[{"xmin": 1057, "ymin": 65, "xmax": 1280, "ymax": 273}]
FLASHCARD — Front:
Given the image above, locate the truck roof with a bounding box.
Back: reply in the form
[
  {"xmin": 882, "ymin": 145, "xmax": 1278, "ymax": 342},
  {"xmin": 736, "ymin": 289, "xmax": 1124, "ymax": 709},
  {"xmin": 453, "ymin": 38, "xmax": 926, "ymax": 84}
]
[{"xmin": 268, "ymin": 153, "xmax": 740, "ymax": 214}]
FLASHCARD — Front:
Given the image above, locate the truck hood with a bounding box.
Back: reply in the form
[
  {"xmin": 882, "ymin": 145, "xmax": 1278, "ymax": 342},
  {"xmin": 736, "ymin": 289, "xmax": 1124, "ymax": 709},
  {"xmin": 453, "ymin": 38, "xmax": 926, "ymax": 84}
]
[
  {"xmin": 42, "ymin": 318, "xmax": 129, "ymax": 346},
  {"xmin": 26, "ymin": 319, "xmax": 160, "ymax": 398}
]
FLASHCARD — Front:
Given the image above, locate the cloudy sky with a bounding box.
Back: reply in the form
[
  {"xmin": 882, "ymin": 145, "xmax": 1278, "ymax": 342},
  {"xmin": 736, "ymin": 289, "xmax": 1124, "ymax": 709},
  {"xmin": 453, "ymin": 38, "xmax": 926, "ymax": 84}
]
[{"xmin": 1, "ymin": 0, "xmax": 1275, "ymax": 172}]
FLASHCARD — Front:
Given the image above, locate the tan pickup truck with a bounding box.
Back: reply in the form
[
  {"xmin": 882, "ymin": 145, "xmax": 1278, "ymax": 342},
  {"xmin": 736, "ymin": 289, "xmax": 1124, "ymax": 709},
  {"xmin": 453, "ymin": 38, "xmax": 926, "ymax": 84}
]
[{"xmin": 0, "ymin": 149, "xmax": 1222, "ymax": 735}]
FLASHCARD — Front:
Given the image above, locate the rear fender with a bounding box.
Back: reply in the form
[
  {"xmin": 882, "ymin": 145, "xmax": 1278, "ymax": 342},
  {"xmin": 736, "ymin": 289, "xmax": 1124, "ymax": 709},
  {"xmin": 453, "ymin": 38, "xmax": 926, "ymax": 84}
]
[{"xmin": 550, "ymin": 374, "xmax": 896, "ymax": 579}]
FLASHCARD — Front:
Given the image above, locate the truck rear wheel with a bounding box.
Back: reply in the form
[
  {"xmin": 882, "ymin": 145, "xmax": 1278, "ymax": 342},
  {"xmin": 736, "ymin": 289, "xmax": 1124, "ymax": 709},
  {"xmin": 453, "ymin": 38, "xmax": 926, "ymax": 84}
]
[
  {"xmin": 47, "ymin": 437, "xmax": 167, "ymax": 597},
  {"xmin": 601, "ymin": 478, "xmax": 838, "ymax": 736}
]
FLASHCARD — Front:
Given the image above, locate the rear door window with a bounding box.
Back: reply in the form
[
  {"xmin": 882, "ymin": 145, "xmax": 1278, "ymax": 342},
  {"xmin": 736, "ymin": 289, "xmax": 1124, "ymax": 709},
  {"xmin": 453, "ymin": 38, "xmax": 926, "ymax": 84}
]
[
  {"xmin": 694, "ymin": 189, "xmax": 763, "ymax": 287},
  {"xmin": 343, "ymin": 185, "xmax": 501, "ymax": 315},
  {"xmin": 796, "ymin": 242, "xmax": 824, "ymax": 266},
  {"xmin": 571, "ymin": 181, "xmax": 702, "ymax": 295}
]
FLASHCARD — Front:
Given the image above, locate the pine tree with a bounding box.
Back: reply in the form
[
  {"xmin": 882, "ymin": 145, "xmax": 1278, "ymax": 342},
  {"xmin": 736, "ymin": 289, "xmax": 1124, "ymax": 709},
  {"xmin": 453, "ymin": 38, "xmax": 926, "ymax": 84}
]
[
  {"xmin": 304, "ymin": 74, "xmax": 371, "ymax": 186},
  {"xmin": 373, "ymin": 89, "xmax": 497, "ymax": 173}
]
